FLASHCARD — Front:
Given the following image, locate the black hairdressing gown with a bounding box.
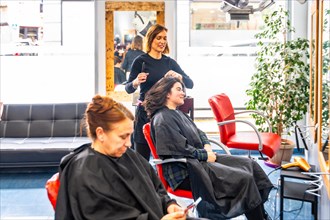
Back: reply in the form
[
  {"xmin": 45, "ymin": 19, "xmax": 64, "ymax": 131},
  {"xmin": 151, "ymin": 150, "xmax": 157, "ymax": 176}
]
[
  {"xmin": 55, "ymin": 143, "xmax": 176, "ymax": 220},
  {"xmin": 151, "ymin": 108, "xmax": 273, "ymax": 219}
]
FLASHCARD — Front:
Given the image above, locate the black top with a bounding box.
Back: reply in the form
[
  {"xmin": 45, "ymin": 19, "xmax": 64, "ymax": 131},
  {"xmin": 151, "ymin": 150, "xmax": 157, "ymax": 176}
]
[
  {"xmin": 124, "ymin": 53, "xmax": 194, "ymax": 145},
  {"xmin": 55, "ymin": 144, "xmax": 176, "ymax": 220},
  {"xmin": 125, "ymin": 53, "xmax": 194, "ymax": 101},
  {"xmin": 114, "ymin": 67, "xmax": 126, "ymax": 84},
  {"xmin": 121, "ymin": 49, "xmax": 144, "ymax": 73}
]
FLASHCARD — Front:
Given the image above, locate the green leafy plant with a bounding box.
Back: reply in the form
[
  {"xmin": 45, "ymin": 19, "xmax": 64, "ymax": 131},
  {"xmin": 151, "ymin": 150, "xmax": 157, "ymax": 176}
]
[{"xmin": 246, "ymin": 7, "xmax": 309, "ymax": 137}]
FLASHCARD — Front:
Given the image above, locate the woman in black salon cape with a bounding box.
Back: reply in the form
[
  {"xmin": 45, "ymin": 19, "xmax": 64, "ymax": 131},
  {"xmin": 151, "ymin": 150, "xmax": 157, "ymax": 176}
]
[{"xmin": 144, "ymin": 77, "xmax": 273, "ymax": 220}]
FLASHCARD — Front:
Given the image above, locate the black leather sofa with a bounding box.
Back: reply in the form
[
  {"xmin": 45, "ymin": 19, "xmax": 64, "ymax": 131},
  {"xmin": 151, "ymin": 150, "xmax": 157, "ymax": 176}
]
[{"xmin": 0, "ymin": 103, "xmax": 90, "ymax": 169}]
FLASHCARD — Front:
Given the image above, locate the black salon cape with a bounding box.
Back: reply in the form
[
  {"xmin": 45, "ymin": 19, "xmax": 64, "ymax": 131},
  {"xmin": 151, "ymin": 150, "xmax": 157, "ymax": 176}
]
[
  {"xmin": 151, "ymin": 108, "xmax": 273, "ymax": 219},
  {"xmin": 55, "ymin": 143, "xmax": 176, "ymax": 220}
]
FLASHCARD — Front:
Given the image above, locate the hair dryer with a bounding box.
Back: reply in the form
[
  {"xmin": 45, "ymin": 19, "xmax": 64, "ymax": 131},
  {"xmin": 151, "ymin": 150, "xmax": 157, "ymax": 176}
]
[{"xmin": 281, "ymin": 156, "xmax": 311, "ymax": 172}]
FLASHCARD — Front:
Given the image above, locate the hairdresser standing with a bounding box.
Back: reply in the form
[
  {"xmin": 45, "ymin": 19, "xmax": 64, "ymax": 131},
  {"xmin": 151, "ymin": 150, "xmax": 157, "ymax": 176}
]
[{"xmin": 125, "ymin": 24, "xmax": 194, "ymax": 161}]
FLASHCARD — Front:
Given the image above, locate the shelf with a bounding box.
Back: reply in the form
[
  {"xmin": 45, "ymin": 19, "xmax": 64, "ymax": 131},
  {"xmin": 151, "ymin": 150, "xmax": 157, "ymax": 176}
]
[{"xmin": 282, "ymin": 181, "xmax": 317, "ymax": 203}]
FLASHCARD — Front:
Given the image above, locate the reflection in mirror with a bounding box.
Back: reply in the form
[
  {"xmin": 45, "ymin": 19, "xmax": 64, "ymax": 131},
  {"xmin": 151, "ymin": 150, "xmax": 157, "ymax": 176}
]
[
  {"xmin": 318, "ymin": 1, "xmax": 330, "ymax": 199},
  {"xmin": 114, "ymin": 11, "xmax": 156, "ymax": 42},
  {"xmin": 321, "ymin": 3, "xmax": 330, "ymax": 158},
  {"xmin": 113, "ymin": 11, "xmax": 156, "ymax": 87},
  {"xmin": 310, "ymin": 6, "xmax": 318, "ymax": 134},
  {"xmin": 311, "ymin": 30, "xmax": 316, "ymax": 120}
]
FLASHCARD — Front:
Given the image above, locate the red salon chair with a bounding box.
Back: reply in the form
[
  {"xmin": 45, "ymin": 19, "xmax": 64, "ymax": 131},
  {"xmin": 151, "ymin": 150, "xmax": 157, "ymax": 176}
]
[
  {"xmin": 208, "ymin": 93, "xmax": 281, "ymax": 159},
  {"xmin": 45, "ymin": 172, "xmax": 60, "ymax": 210},
  {"xmin": 143, "ymin": 122, "xmax": 193, "ymax": 199}
]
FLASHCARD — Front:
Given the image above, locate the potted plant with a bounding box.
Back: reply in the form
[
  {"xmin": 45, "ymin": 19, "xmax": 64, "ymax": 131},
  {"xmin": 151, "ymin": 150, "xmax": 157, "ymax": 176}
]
[{"xmin": 245, "ymin": 7, "xmax": 310, "ymax": 165}]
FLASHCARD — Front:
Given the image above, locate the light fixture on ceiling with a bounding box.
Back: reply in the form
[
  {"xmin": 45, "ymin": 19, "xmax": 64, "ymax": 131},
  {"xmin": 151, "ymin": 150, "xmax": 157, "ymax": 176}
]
[
  {"xmin": 220, "ymin": 0, "xmax": 275, "ymax": 20},
  {"xmin": 132, "ymin": 12, "xmax": 153, "ymax": 36}
]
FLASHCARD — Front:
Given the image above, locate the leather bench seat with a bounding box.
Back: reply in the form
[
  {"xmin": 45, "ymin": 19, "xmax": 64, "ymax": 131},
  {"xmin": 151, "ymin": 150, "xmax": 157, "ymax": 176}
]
[{"xmin": 0, "ymin": 103, "xmax": 90, "ymax": 169}]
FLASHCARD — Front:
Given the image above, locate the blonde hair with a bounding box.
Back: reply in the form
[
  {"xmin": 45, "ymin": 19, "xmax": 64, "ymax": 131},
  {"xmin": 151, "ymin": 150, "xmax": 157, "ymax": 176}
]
[{"xmin": 130, "ymin": 35, "xmax": 143, "ymax": 51}]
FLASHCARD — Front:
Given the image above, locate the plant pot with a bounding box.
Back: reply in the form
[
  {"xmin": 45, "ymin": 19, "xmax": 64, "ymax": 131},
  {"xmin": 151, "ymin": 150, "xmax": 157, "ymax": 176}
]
[{"xmin": 270, "ymin": 139, "xmax": 295, "ymax": 166}]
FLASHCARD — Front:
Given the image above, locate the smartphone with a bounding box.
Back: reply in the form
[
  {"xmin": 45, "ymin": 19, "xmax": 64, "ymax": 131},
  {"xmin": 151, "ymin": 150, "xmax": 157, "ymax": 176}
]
[{"xmin": 184, "ymin": 197, "xmax": 202, "ymax": 214}]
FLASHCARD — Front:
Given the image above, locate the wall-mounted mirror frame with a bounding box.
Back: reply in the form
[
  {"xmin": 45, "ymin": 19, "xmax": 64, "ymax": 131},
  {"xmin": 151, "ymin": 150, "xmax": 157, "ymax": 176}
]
[
  {"xmin": 310, "ymin": 1, "xmax": 319, "ymax": 143},
  {"xmin": 105, "ymin": 1, "xmax": 164, "ymax": 93},
  {"xmin": 317, "ymin": 0, "xmax": 330, "ymax": 198}
]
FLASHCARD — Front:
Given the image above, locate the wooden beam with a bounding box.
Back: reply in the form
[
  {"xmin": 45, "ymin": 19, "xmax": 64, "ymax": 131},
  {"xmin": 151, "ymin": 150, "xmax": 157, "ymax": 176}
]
[
  {"xmin": 105, "ymin": 2, "xmax": 164, "ymax": 11},
  {"xmin": 105, "ymin": 10, "xmax": 115, "ymax": 92},
  {"xmin": 156, "ymin": 11, "xmax": 164, "ymax": 25}
]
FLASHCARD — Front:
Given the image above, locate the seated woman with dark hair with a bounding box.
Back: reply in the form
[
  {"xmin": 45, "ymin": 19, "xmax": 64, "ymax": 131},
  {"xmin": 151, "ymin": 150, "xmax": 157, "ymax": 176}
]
[{"xmin": 143, "ymin": 77, "xmax": 273, "ymax": 220}]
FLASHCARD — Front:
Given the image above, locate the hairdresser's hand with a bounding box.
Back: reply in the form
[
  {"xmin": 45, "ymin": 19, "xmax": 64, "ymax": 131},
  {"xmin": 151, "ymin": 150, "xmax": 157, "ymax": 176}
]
[
  {"xmin": 207, "ymin": 151, "xmax": 216, "ymax": 162},
  {"xmin": 165, "ymin": 70, "xmax": 183, "ymax": 81},
  {"xmin": 133, "ymin": 72, "xmax": 149, "ymax": 88},
  {"xmin": 204, "ymin": 144, "xmax": 212, "ymax": 152}
]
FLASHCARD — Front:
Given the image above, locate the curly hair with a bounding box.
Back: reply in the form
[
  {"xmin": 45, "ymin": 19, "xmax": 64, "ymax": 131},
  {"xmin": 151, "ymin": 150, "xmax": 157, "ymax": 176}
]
[
  {"xmin": 143, "ymin": 77, "xmax": 185, "ymax": 118},
  {"xmin": 83, "ymin": 95, "xmax": 134, "ymax": 140}
]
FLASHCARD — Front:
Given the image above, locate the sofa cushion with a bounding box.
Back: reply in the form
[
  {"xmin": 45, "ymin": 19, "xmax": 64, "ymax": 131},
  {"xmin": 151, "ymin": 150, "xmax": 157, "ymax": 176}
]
[
  {"xmin": 0, "ymin": 103, "xmax": 89, "ymax": 168},
  {"xmin": 0, "ymin": 103, "xmax": 88, "ymax": 138}
]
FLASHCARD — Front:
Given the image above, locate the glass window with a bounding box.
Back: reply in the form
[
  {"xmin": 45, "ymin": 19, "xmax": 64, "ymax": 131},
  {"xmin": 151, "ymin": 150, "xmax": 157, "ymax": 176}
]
[
  {"xmin": 0, "ymin": 0, "xmax": 95, "ymax": 104},
  {"xmin": 189, "ymin": 0, "xmax": 286, "ymax": 48},
  {"xmin": 176, "ymin": 0, "xmax": 288, "ymax": 108}
]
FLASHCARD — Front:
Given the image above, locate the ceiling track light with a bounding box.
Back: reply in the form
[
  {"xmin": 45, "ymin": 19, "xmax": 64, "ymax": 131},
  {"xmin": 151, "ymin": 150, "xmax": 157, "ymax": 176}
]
[{"xmin": 220, "ymin": 0, "xmax": 275, "ymax": 20}]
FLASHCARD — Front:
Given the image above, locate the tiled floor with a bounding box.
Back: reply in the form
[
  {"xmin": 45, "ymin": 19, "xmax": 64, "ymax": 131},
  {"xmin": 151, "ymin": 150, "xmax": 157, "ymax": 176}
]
[
  {"xmin": 0, "ymin": 149, "xmax": 315, "ymax": 220},
  {"xmin": 0, "ymin": 172, "xmax": 55, "ymax": 220},
  {"xmin": 0, "ymin": 113, "xmax": 312, "ymax": 219}
]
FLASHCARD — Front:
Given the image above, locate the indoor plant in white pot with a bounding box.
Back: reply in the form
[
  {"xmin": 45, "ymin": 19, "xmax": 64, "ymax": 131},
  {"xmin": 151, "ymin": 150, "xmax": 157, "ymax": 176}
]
[{"xmin": 245, "ymin": 7, "xmax": 309, "ymax": 165}]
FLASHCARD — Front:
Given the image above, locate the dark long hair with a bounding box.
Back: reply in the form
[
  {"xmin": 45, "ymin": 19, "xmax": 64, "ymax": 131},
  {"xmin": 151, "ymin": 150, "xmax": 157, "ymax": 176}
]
[{"xmin": 143, "ymin": 77, "xmax": 185, "ymax": 118}]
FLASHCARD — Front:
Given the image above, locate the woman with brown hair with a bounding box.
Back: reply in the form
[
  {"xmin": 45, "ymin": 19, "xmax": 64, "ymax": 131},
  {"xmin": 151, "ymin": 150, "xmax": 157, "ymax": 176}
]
[
  {"xmin": 125, "ymin": 24, "xmax": 194, "ymax": 161},
  {"xmin": 144, "ymin": 77, "xmax": 273, "ymax": 220},
  {"xmin": 55, "ymin": 95, "xmax": 187, "ymax": 220}
]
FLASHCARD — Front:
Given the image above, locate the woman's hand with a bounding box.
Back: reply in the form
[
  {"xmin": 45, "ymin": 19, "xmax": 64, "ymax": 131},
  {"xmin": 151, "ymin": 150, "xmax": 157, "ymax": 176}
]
[
  {"xmin": 165, "ymin": 70, "xmax": 183, "ymax": 81},
  {"xmin": 161, "ymin": 212, "xmax": 186, "ymax": 220},
  {"xmin": 162, "ymin": 204, "xmax": 186, "ymax": 220},
  {"xmin": 167, "ymin": 203, "xmax": 183, "ymax": 214},
  {"xmin": 133, "ymin": 72, "xmax": 149, "ymax": 88},
  {"xmin": 207, "ymin": 151, "xmax": 216, "ymax": 162}
]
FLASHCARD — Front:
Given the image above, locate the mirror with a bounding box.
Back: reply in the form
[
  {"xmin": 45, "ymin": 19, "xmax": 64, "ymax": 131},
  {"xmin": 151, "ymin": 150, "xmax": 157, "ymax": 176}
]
[
  {"xmin": 105, "ymin": 1, "xmax": 164, "ymax": 93},
  {"xmin": 113, "ymin": 11, "xmax": 156, "ymax": 80},
  {"xmin": 318, "ymin": 0, "xmax": 330, "ymax": 198},
  {"xmin": 320, "ymin": 2, "xmax": 329, "ymax": 154},
  {"xmin": 310, "ymin": 1, "xmax": 319, "ymax": 142}
]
